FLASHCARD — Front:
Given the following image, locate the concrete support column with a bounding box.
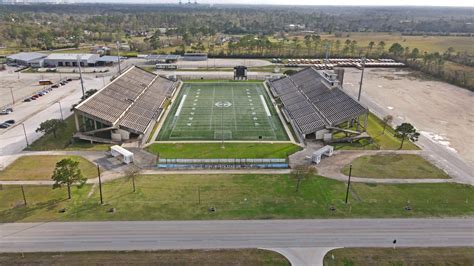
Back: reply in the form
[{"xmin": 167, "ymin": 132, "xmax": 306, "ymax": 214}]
[
  {"xmin": 74, "ymin": 113, "xmax": 80, "ymax": 132},
  {"xmin": 364, "ymin": 112, "xmax": 369, "ymax": 132}
]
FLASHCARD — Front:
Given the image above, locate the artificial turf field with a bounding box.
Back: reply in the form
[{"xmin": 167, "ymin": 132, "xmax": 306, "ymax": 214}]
[{"xmin": 157, "ymin": 82, "xmax": 289, "ymax": 141}]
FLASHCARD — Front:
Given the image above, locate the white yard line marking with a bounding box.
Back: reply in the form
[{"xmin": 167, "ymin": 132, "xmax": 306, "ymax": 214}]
[
  {"xmin": 175, "ymin": 94, "xmax": 187, "ymax": 117},
  {"xmin": 260, "ymin": 94, "xmax": 271, "ymax": 117}
]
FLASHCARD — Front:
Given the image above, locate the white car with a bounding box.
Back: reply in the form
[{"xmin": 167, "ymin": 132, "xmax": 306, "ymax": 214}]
[{"xmin": 0, "ymin": 108, "xmax": 13, "ymax": 115}]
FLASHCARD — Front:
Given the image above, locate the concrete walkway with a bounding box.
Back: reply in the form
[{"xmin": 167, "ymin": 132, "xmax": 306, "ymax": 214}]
[
  {"xmin": 0, "ymin": 148, "xmax": 468, "ymax": 186},
  {"xmin": 264, "ymin": 247, "xmax": 338, "ymax": 266}
]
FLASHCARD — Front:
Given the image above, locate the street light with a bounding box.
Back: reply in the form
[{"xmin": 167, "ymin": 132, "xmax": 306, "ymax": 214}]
[
  {"xmin": 57, "ymin": 101, "xmax": 64, "ymax": 121},
  {"xmin": 21, "ymin": 123, "xmax": 29, "ymax": 147}
]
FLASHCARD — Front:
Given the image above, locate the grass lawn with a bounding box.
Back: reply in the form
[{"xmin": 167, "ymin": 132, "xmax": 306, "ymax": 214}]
[
  {"xmin": 333, "ymin": 113, "xmax": 419, "ymax": 151},
  {"xmin": 342, "ymin": 154, "xmax": 450, "ymax": 179},
  {"xmin": 1, "ymin": 175, "xmax": 473, "ymax": 222},
  {"xmin": 324, "ymin": 247, "xmax": 474, "ymax": 266},
  {"xmin": 0, "ymin": 155, "xmax": 97, "ymax": 181},
  {"xmin": 26, "ymin": 115, "xmax": 110, "ymax": 152},
  {"xmin": 0, "ymin": 249, "xmax": 289, "ymax": 266},
  {"xmin": 146, "ymin": 143, "xmax": 301, "ymax": 159}
]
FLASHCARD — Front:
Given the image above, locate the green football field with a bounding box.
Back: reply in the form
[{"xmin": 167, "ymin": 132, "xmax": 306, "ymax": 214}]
[{"xmin": 157, "ymin": 82, "xmax": 289, "ymax": 141}]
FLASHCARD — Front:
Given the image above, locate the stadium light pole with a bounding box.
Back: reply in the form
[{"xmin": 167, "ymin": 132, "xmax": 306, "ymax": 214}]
[
  {"xmin": 21, "ymin": 185, "xmax": 27, "ymax": 205},
  {"xmin": 57, "ymin": 101, "xmax": 64, "ymax": 121},
  {"xmin": 97, "ymin": 164, "xmax": 103, "ymax": 205},
  {"xmin": 116, "ymin": 41, "xmax": 122, "ymax": 74},
  {"xmin": 21, "ymin": 123, "xmax": 29, "ymax": 147},
  {"xmin": 77, "ymin": 55, "xmax": 85, "ymax": 98},
  {"xmin": 9, "ymin": 87, "xmax": 15, "ymax": 104},
  {"xmin": 345, "ymin": 164, "xmax": 352, "ymax": 204},
  {"xmin": 357, "ymin": 57, "xmax": 366, "ymax": 102}
]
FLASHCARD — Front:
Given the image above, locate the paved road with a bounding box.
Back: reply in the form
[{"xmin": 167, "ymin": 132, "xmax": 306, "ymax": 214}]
[{"xmin": 1, "ymin": 219, "xmax": 473, "ymax": 252}]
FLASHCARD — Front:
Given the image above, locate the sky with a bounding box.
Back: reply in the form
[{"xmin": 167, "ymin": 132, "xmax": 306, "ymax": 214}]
[{"xmin": 79, "ymin": 0, "xmax": 474, "ymax": 7}]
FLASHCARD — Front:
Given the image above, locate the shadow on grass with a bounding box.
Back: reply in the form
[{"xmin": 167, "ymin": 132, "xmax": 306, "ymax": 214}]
[{"xmin": 0, "ymin": 198, "xmax": 68, "ymax": 223}]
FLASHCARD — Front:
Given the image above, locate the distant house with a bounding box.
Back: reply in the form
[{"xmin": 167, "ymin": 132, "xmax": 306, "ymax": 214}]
[{"xmin": 6, "ymin": 52, "xmax": 47, "ymax": 67}]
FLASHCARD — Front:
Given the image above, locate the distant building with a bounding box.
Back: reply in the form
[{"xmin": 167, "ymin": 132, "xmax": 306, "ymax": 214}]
[
  {"xmin": 146, "ymin": 54, "xmax": 180, "ymax": 64},
  {"xmin": 43, "ymin": 53, "xmax": 100, "ymax": 67},
  {"xmin": 182, "ymin": 53, "xmax": 207, "ymax": 61},
  {"xmin": 6, "ymin": 52, "xmax": 47, "ymax": 67}
]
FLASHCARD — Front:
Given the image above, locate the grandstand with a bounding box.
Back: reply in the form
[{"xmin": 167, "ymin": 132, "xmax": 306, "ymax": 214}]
[
  {"xmin": 74, "ymin": 66, "xmax": 177, "ymax": 144},
  {"xmin": 268, "ymin": 67, "xmax": 368, "ymax": 142}
]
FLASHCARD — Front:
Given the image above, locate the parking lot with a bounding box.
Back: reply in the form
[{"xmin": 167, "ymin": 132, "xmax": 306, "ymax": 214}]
[{"xmin": 0, "ymin": 67, "xmax": 106, "ymax": 157}]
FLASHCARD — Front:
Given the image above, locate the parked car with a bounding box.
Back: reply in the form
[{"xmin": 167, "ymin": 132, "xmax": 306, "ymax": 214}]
[
  {"xmin": 0, "ymin": 108, "xmax": 13, "ymax": 115},
  {"xmin": 51, "ymin": 84, "xmax": 59, "ymax": 88},
  {"xmin": 66, "ymin": 78, "xmax": 72, "ymax": 82},
  {"xmin": 4, "ymin": 119, "xmax": 15, "ymax": 125},
  {"xmin": 23, "ymin": 98, "xmax": 32, "ymax": 102},
  {"xmin": 0, "ymin": 123, "xmax": 10, "ymax": 129}
]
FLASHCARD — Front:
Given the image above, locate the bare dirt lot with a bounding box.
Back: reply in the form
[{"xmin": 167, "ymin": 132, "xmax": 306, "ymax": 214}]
[{"xmin": 343, "ymin": 68, "xmax": 474, "ymax": 166}]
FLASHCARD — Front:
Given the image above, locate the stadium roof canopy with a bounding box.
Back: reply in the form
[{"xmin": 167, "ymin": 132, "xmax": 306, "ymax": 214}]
[
  {"xmin": 145, "ymin": 54, "xmax": 180, "ymax": 61},
  {"xmin": 7, "ymin": 52, "xmax": 46, "ymax": 62},
  {"xmin": 97, "ymin": 55, "xmax": 125, "ymax": 63},
  {"xmin": 45, "ymin": 53, "xmax": 98, "ymax": 61},
  {"xmin": 268, "ymin": 67, "xmax": 368, "ymax": 135},
  {"xmin": 75, "ymin": 66, "xmax": 177, "ymax": 135}
]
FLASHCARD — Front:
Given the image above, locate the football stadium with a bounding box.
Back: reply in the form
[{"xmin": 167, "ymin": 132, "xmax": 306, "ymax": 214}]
[{"xmin": 157, "ymin": 82, "xmax": 289, "ymax": 141}]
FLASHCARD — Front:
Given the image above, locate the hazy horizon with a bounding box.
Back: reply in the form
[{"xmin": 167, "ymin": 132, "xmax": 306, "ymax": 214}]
[{"xmin": 73, "ymin": 0, "xmax": 474, "ymax": 7}]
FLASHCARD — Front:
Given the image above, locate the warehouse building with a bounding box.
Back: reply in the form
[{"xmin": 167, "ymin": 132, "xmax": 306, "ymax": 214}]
[
  {"xmin": 268, "ymin": 67, "xmax": 368, "ymax": 142},
  {"xmin": 43, "ymin": 53, "xmax": 101, "ymax": 67},
  {"xmin": 74, "ymin": 66, "xmax": 178, "ymax": 144},
  {"xmin": 6, "ymin": 52, "xmax": 46, "ymax": 67}
]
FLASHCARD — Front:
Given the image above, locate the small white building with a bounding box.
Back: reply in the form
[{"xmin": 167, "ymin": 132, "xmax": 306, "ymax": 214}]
[{"xmin": 110, "ymin": 145, "xmax": 134, "ymax": 164}]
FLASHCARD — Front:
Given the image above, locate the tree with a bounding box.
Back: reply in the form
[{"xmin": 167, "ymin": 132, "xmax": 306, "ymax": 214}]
[
  {"xmin": 394, "ymin": 123, "xmax": 420, "ymax": 149},
  {"xmin": 368, "ymin": 41, "xmax": 375, "ymax": 55},
  {"xmin": 36, "ymin": 119, "xmax": 66, "ymax": 138},
  {"xmin": 377, "ymin": 41, "xmax": 386, "ymax": 53},
  {"xmin": 125, "ymin": 164, "xmax": 140, "ymax": 193},
  {"xmin": 51, "ymin": 158, "xmax": 86, "ymax": 199},
  {"xmin": 389, "ymin": 43, "xmax": 404, "ymax": 57},
  {"xmin": 382, "ymin": 115, "xmax": 393, "ymax": 135}
]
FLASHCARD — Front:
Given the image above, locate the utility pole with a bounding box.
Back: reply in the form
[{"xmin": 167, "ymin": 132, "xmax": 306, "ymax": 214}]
[
  {"xmin": 345, "ymin": 164, "xmax": 352, "ymax": 204},
  {"xmin": 77, "ymin": 55, "xmax": 85, "ymax": 98},
  {"xmin": 9, "ymin": 87, "xmax": 15, "ymax": 104},
  {"xmin": 116, "ymin": 41, "xmax": 122, "ymax": 74},
  {"xmin": 21, "ymin": 185, "xmax": 27, "ymax": 205},
  {"xmin": 357, "ymin": 57, "xmax": 366, "ymax": 102},
  {"xmin": 97, "ymin": 164, "xmax": 103, "ymax": 205},
  {"xmin": 57, "ymin": 101, "xmax": 64, "ymax": 121},
  {"xmin": 21, "ymin": 123, "xmax": 29, "ymax": 147}
]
